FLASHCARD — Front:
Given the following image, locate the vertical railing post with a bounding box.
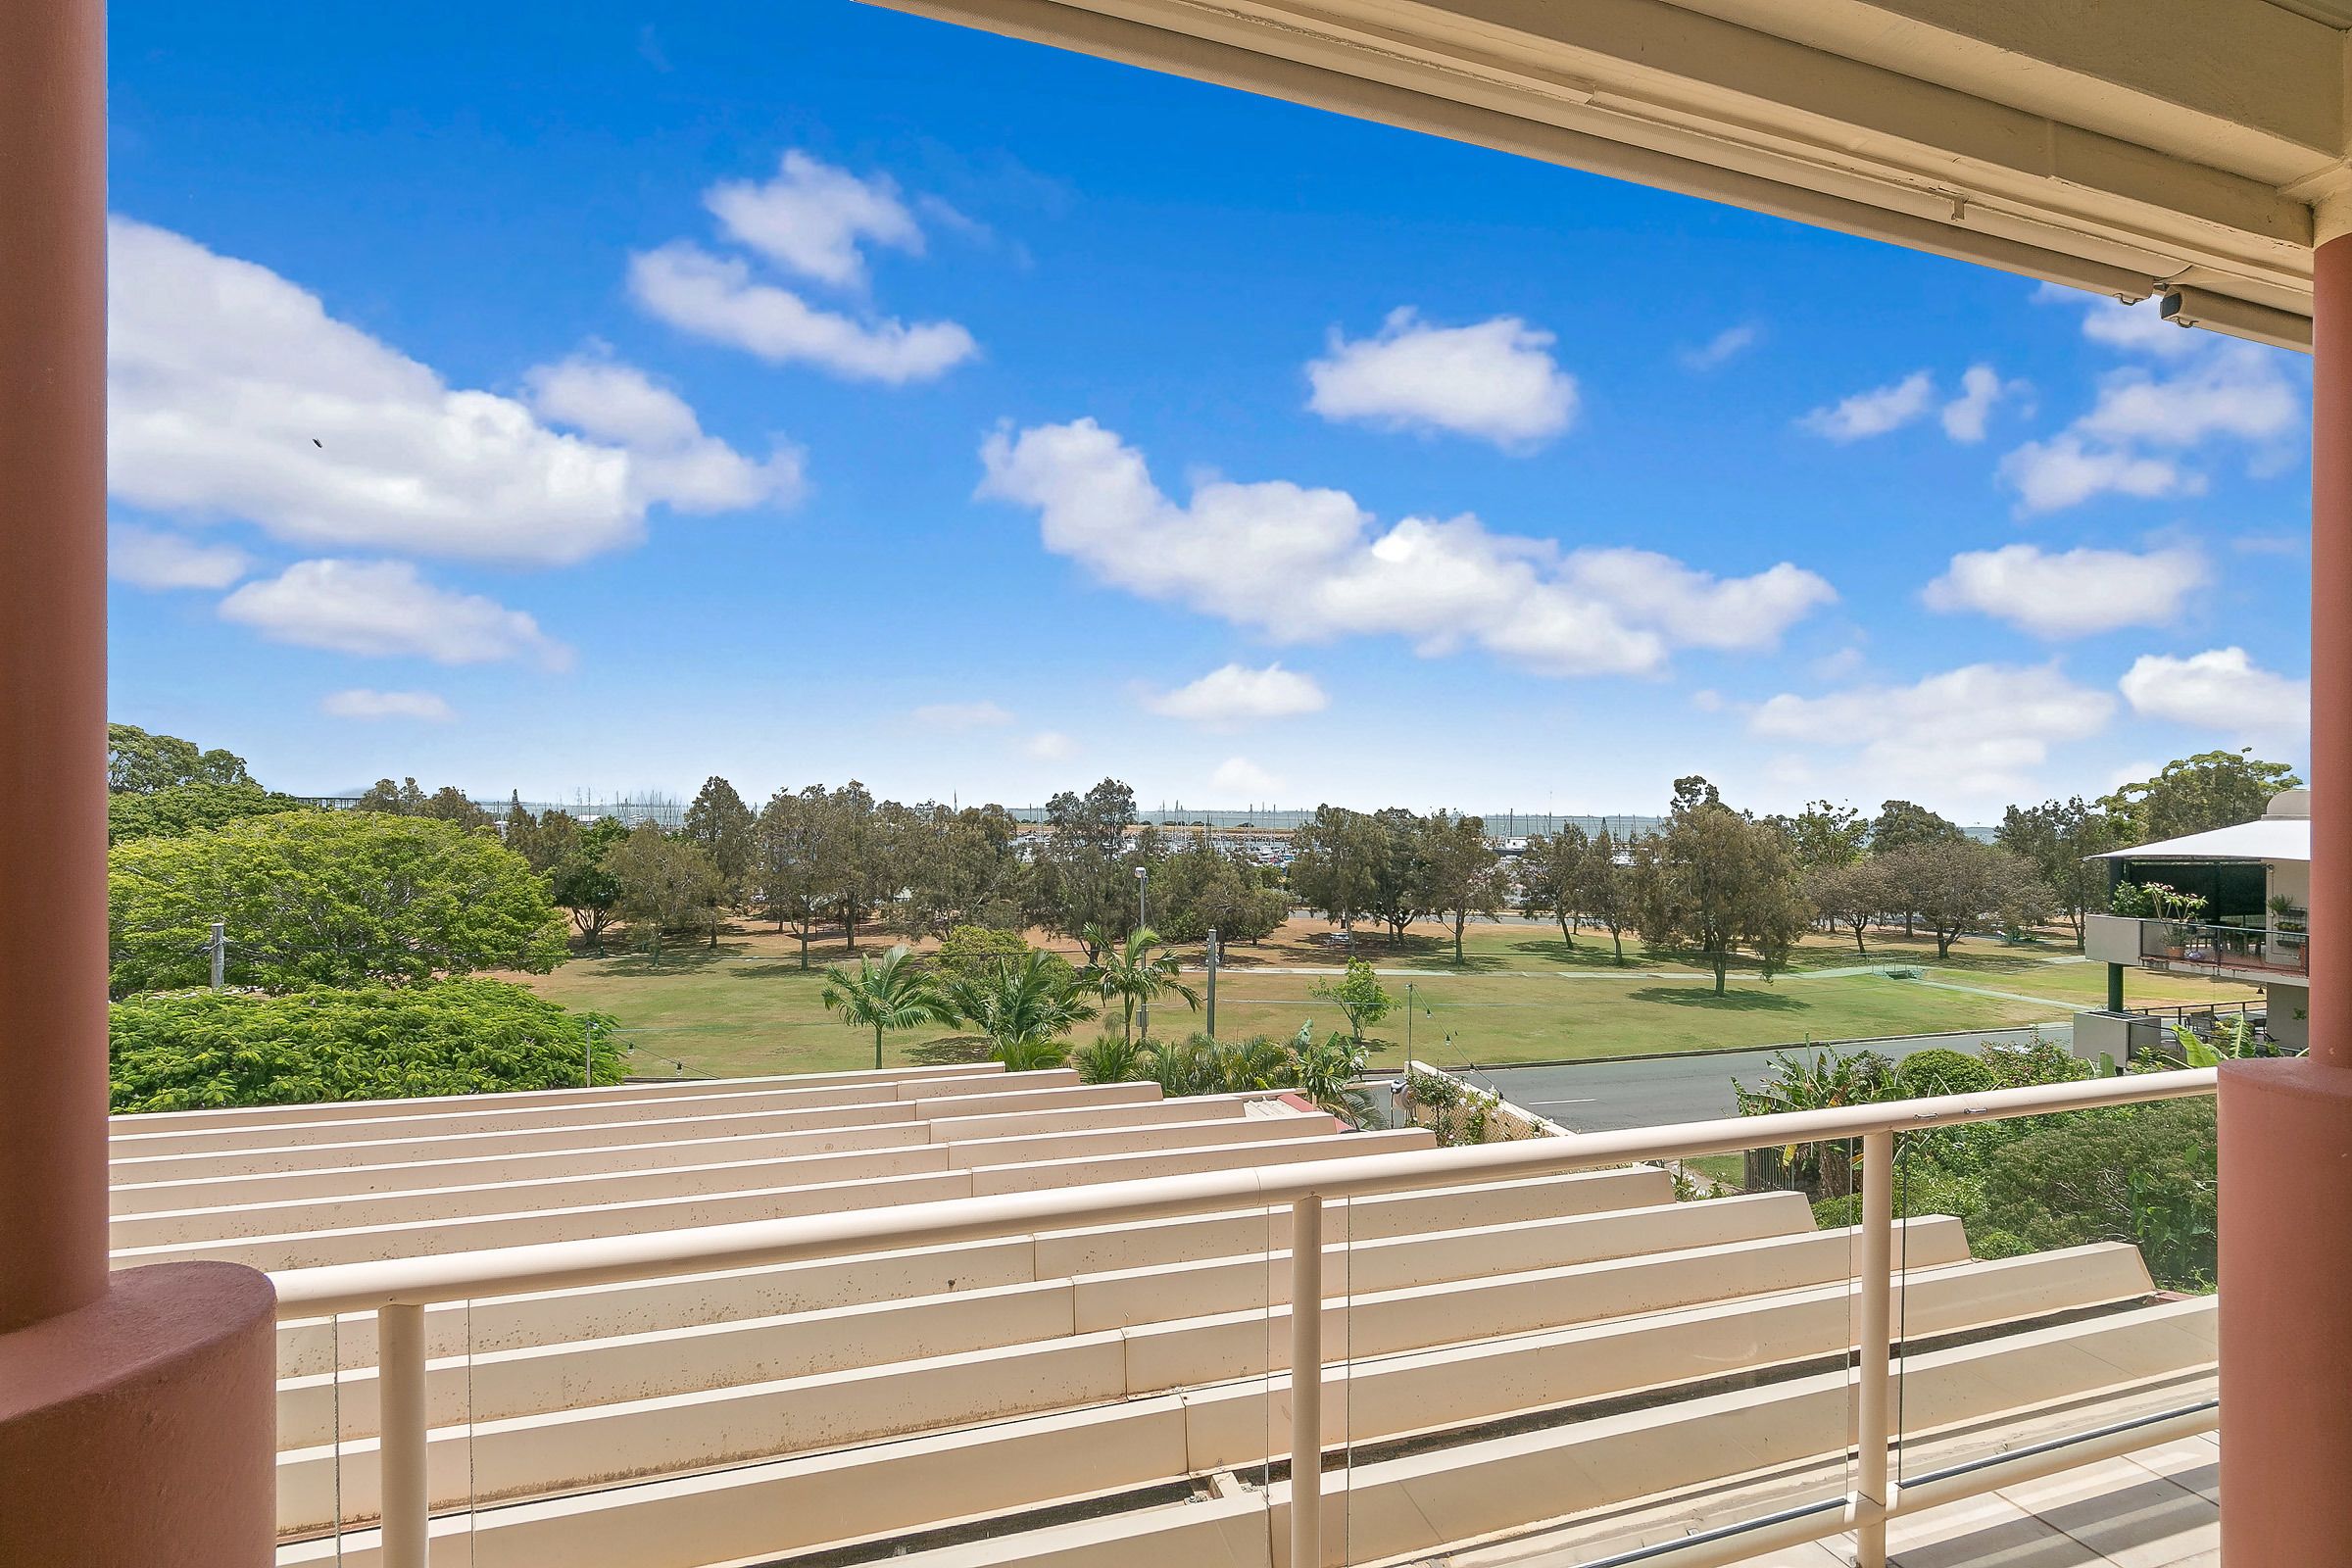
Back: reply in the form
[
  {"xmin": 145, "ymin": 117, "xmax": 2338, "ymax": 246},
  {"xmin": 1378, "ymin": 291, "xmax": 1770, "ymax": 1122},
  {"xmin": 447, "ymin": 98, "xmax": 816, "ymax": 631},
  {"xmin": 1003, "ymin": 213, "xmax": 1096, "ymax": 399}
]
[
  {"xmin": 1290, "ymin": 1194, "xmax": 1323, "ymax": 1568},
  {"xmin": 1854, "ymin": 1130, "xmax": 1895, "ymax": 1567},
  {"xmin": 378, "ymin": 1301, "xmax": 429, "ymax": 1568}
]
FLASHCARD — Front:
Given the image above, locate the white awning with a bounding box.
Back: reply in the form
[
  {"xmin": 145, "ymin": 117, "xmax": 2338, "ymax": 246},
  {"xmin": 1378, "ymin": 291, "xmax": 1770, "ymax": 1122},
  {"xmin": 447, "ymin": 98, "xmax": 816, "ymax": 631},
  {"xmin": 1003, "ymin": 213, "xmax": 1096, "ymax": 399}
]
[{"xmin": 2095, "ymin": 818, "xmax": 2311, "ymax": 863}]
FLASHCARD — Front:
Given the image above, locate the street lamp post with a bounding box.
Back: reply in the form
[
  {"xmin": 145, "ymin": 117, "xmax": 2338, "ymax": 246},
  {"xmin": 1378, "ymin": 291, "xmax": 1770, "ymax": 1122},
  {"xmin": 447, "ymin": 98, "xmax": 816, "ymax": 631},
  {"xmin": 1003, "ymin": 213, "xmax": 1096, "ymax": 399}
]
[{"xmin": 1134, "ymin": 865, "xmax": 1151, "ymax": 1043}]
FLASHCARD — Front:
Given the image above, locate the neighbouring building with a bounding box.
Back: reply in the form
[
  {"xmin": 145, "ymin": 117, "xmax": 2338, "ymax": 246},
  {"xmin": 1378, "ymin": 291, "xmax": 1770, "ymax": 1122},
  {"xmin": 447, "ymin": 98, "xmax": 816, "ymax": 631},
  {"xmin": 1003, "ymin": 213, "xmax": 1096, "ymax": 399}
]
[{"xmin": 2077, "ymin": 790, "xmax": 2311, "ymax": 1061}]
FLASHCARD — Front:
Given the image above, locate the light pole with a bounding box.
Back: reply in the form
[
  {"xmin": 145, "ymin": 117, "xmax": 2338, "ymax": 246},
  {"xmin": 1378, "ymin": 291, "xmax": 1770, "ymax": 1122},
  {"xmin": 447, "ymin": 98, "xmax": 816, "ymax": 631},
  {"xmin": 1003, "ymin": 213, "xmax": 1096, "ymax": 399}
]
[
  {"xmin": 1204, "ymin": 927, "xmax": 1219, "ymax": 1040},
  {"xmin": 1133, "ymin": 865, "xmax": 1151, "ymax": 1043}
]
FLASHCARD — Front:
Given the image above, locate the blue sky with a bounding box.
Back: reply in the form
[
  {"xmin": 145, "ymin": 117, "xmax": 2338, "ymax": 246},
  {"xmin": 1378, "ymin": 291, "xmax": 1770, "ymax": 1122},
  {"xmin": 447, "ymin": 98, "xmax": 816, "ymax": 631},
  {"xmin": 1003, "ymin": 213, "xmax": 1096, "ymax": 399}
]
[{"xmin": 105, "ymin": 2, "xmax": 2314, "ymax": 821}]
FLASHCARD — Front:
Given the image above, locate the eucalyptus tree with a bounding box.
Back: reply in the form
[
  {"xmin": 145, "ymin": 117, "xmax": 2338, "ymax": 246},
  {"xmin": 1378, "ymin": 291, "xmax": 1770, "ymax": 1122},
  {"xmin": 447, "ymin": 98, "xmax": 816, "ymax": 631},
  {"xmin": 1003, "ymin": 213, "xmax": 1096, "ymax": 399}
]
[
  {"xmin": 1631, "ymin": 789, "xmax": 1810, "ymax": 995},
  {"xmin": 753, "ymin": 785, "xmax": 838, "ymax": 967},
  {"xmin": 1411, "ymin": 810, "xmax": 1508, "ymax": 965},
  {"xmin": 682, "ymin": 776, "xmax": 757, "ymax": 906},
  {"xmin": 1570, "ymin": 828, "xmax": 1638, "ymax": 964}
]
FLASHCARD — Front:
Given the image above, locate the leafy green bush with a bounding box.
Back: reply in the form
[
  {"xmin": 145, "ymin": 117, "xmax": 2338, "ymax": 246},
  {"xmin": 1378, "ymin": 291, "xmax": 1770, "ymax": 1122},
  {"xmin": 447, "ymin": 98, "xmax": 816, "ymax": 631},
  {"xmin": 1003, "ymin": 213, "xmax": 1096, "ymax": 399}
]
[
  {"xmin": 1977, "ymin": 1099, "xmax": 2217, "ymax": 1290},
  {"xmin": 110, "ymin": 810, "xmax": 568, "ymax": 993},
  {"xmin": 110, "ymin": 980, "xmax": 621, "ymax": 1112},
  {"xmin": 1892, "ymin": 1048, "xmax": 1996, "ymax": 1099},
  {"xmin": 1072, "ymin": 1033, "xmax": 1147, "ymax": 1085}
]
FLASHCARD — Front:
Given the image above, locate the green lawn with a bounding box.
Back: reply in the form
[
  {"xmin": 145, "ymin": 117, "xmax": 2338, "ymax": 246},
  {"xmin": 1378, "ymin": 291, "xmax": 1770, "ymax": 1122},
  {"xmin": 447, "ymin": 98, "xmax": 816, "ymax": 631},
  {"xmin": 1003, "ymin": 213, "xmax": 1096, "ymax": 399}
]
[{"xmin": 518, "ymin": 916, "xmax": 2260, "ymax": 1080}]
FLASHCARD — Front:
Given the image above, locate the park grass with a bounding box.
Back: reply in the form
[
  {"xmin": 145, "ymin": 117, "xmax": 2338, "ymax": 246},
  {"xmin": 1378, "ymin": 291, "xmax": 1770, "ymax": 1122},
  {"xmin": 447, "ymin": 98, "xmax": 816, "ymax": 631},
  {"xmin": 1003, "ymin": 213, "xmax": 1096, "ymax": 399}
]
[{"xmin": 516, "ymin": 913, "xmax": 2257, "ymax": 1081}]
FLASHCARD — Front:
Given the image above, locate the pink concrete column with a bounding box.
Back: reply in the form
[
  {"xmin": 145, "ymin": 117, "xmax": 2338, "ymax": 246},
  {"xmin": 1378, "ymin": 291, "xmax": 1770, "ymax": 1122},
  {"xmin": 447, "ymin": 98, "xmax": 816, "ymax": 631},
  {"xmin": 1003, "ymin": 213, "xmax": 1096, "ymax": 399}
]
[
  {"xmin": 2217, "ymin": 230, "xmax": 2352, "ymax": 1562},
  {"xmin": 0, "ymin": 0, "xmax": 110, "ymax": 1337},
  {"xmin": 0, "ymin": 5, "xmax": 278, "ymax": 1563}
]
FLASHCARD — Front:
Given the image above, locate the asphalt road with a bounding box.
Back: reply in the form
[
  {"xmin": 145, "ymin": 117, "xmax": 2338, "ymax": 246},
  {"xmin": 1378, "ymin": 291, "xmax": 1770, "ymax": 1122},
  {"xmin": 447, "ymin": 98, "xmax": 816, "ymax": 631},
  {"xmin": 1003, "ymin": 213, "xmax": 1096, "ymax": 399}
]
[{"xmin": 1375, "ymin": 1024, "xmax": 2073, "ymax": 1133}]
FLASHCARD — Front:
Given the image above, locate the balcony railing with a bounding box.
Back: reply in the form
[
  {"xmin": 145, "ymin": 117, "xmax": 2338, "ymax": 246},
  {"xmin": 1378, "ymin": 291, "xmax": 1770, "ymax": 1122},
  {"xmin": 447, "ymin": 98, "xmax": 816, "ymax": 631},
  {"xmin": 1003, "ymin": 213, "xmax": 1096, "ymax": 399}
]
[
  {"xmin": 265, "ymin": 1067, "xmax": 2218, "ymax": 1568},
  {"xmin": 2140, "ymin": 917, "xmax": 2310, "ymax": 977}
]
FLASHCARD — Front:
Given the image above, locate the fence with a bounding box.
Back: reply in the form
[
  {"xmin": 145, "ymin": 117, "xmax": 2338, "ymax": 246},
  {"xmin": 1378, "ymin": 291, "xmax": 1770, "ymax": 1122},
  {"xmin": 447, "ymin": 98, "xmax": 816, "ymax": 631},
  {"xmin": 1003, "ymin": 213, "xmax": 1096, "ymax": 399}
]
[{"xmin": 267, "ymin": 1065, "xmax": 2216, "ymax": 1568}]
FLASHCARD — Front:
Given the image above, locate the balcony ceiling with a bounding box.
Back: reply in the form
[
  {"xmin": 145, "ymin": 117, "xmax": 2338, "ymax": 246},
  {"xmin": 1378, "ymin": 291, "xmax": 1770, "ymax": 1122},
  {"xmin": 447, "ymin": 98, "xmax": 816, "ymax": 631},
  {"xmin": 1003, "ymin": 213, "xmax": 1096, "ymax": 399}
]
[{"xmin": 859, "ymin": 0, "xmax": 2352, "ymax": 350}]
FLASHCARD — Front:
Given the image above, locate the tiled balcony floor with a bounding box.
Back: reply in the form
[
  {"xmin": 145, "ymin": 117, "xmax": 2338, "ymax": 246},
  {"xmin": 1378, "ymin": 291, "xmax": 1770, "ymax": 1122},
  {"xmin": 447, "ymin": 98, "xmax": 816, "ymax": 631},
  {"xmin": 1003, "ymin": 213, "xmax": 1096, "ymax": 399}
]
[{"xmin": 1725, "ymin": 1434, "xmax": 2219, "ymax": 1568}]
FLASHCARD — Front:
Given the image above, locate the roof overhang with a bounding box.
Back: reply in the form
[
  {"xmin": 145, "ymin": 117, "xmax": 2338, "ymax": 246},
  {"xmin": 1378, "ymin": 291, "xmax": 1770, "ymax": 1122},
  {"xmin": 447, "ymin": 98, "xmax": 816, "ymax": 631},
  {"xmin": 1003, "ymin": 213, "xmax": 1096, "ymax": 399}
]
[
  {"xmin": 860, "ymin": 0, "xmax": 2352, "ymax": 353},
  {"xmin": 2095, "ymin": 818, "xmax": 2313, "ymax": 864}
]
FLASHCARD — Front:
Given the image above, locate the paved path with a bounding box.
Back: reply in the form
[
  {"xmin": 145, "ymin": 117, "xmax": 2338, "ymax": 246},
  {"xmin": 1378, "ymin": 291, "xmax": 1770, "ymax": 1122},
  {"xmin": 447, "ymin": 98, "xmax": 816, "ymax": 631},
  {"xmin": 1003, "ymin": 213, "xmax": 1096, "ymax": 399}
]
[{"xmin": 1417, "ymin": 1023, "xmax": 2073, "ymax": 1133}]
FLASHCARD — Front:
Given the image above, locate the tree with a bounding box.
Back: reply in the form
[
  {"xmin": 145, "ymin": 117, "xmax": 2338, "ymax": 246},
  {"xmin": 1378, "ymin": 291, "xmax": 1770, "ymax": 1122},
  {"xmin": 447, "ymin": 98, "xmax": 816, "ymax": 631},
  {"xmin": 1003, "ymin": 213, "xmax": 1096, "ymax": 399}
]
[
  {"xmin": 1519, "ymin": 826, "xmax": 1588, "ymax": 947},
  {"xmin": 752, "ymin": 785, "xmax": 839, "ymax": 967},
  {"xmin": 605, "ymin": 824, "xmax": 723, "ymax": 964},
  {"xmin": 1808, "ymin": 858, "xmax": 1894, "ymax": 956},
  {"xmin": 109, "ymin": 811, "xmax": 567, "ymax": 993},
  {"xmin": 109, "ymin": 979, "xmax": 623, "ymax": 1111},
  {"xmin": 108, "ymin": 723, "xmax": 258, "ymax": 794},
  {"xmin": 934, "ymin": 924, "xmax": 1033, "ymax": 986},
  {"xmin": 1865, "ymin": 801, "xmax": 1966, "ymax": 935},
  {"xmin": 1571, "ymin": 829, "xmax": 1639, "ymax": 964},
  {"xmin": 106, "ymin": 723, "xmax": 299, "ymax": 843},
  {"xmin": 890, "ymin": 803, "xmax": 1035, "ymax": 938},
  {"xmin": 354, "ymin": 777, "xmax": 427, "ymax": 814},
  {"xmin": 1631, "ymin": 792, "xmax": 1810, "ymax": 995},
  {"xmin": 1880, "ymin": 840, "xmax": 2052, "ymax": 958},
  {"xmin": 945, "ymin": 949, "xmax": 1099, "ymax": 1062},
  {"xmin": 682, "ymin": 776, "xmax": 757, "ymax": 906},
  {"xmin": 1287, "ymin": 806, "xmax": 1384, "ymax": 935},
  {"xmin": 819, "ymin": 945, "xmax": 956, "ymax": 1069},
  {"xmin": 1869, "ymin": 799, "xmax": 1966, "ymax": 854},
  {"xmin": 1037, "ymin": 779, "xmax": 1137, "ymax": 957},
  {"xmin": 826, "ymin": 782, "xmax": 885, "ymax": 952},
  {"xmin": 1412, "ymin": 811, "xmax": 1507, "ymax": 964},
  {"xmin": 549, "ymin": 850, "xmax": 623, "ymax": 956},
  {"xmin": 1977, "ymin": 1099, "xmax": 2218, "ymax": 1290},
  {"xmin": 108, "ymin": 779, "xmax": 301, "ymax": 844},
  {"xmin": 1080, "ymin": 926, "xmax": 1200, "ymax": 1043},
  {"xmin": 1997, "ymin": 797, "xmax": 2121, "ymax": 949},
  {"xmin": 1776, "ymin": 801, "xmax": 1870, "ymax": 872},
  {"xmin": 1292, "ymin": 1029, "xmax": 1375, "ymax": 1121},
  {"xmin": 1150, "ymin": 831, "xmax": 1286, "ymax": 944},
  {"xmin": 2100, "ymin": 750, "xmax": 2302, "ymax": 843},
  {"xmin": 1312, "ymin": 957, "xmax": 1395, "ymax": 1045}
]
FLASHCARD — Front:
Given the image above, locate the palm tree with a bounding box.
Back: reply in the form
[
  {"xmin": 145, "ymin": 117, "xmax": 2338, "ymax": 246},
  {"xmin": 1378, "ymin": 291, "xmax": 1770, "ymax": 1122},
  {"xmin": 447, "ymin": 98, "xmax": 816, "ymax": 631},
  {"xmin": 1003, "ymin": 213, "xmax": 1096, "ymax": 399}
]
[
  {"xmin": 1211, "ymin": 1034, "xmax": 1293, "ymax": 1092},
  {"xmin": 1081, "ymin": 926, "xmax": 1200, "ymax": 1044},
  {"xmin": 1072, "ymin": 1033, "xmax": 1147, "ymax": 1085},
  {"xmin": 946, "ymin": 949, "xmax": 1099, "ymax": 1065},
  {"xmin": 1293, "ymin": 1027, "xmax": 1374, "ymax": 1123},
  {"xmin": 818, "ymin": 944, "xmax": 955, "ymax": 1070}
]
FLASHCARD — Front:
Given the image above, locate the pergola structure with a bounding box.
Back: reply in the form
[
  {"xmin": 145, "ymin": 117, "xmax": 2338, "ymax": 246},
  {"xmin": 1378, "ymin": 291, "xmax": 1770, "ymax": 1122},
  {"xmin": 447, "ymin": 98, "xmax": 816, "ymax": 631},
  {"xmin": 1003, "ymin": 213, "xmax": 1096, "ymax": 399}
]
[{"xmin": 1, "ymin": 1, "xmax": 2343, "ymax": 1562}]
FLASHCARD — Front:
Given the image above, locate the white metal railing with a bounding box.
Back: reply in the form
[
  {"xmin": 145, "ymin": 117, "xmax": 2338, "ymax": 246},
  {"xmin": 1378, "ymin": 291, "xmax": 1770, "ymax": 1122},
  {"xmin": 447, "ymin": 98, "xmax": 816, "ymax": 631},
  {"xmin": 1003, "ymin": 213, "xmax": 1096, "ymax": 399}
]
[{"xmin": 267, "ymin": 1067, "xmax": 2219, "ymax": 1568}]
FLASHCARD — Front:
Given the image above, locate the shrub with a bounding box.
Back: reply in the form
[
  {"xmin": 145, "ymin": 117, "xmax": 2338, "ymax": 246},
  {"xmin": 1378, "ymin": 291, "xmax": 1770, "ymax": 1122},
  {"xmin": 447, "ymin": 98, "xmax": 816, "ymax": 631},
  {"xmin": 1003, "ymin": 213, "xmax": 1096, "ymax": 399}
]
[
  {"xmin": 1892, "ymin": 1048, "xmax": 1995, "ymax": 1100},
  {"xmin": 110, "ymin": 980, "xmax": 621, "ymax": 1112},
  {"xmin": 1072, "ymin": 1033, "xmax": 1147, "ymax": 1085}
]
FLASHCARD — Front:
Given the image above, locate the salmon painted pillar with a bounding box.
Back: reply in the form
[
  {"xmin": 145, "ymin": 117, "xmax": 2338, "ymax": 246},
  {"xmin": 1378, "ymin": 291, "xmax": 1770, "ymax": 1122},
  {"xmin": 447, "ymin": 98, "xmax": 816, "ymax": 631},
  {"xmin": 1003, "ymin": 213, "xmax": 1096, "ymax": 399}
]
[
  {"xmin": 2218, "ymin": 225, "xmax": 2352, "ymax": 1563},
  {"xmin": 0, "ymin": 4, "xmax": 276, "ymax": 1563}
]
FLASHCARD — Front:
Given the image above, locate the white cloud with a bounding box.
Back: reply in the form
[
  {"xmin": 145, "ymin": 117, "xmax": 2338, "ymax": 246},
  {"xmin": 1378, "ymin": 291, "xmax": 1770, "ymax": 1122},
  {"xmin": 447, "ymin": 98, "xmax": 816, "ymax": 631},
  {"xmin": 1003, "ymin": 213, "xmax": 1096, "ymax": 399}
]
[
  {"xmin": 2001, "ymin": 289, "xmax": 2304, "ymax": 514},
  {"xmin": 913, "ymin": 700, "xmax": 1014, "ymax": 730},
  {"xmin": 522, "ymin": 355, "xmax": 804, "ymax": 511},
  {"xmin": 2119, "ymin": 647, "xmax": 2308, "ymax": 737},
  {"xmin": 2073, "ymin": 344, "xmax": 2301, "ymax": 448},
  {"xmin": 978, "ymin": 419, "xmax": 1834, "ymax": 678},
  {"xmin": 1306, "ymin": 308, "xmax": 1578, "ymax": 449},
  {"xmin": 1023, "ymin": 730, "xmax": 1078, "ymax": 762},
  {"xmin": 629, "ymin": 242, "xmax": 976, "ymax": 385},
  {"xmin": 1210, "ymin": 757, "xmax": 1281, "ymax": 796},
  {"xmin": 1679, "ymin": 323, "xmax": 1758, "ymax": 371},
  {"xmin": 1799, "ymin": 370, "xmax": 1934, "ymax": 441},
  {"xmin": 108, "ymin": 218, "xmax": 776, "ymax": 567},
  {"xmin": 319, "ymin": 688, "xmax": 456, "ymax": 722},
  {"xmin": 1146, "ymin": 662, "xmax": 1328, "ymax": 727},
  {"xmin": 1940, "ymin": 364, "xmax": 2027, "ymax": 442},
  {"xmin": 219, "ymin": 560, "xmax": 572, "ymax": 669},
  {"xmin": 1997, "ymin": 436, "xmax": 2200, "ymax": 513},
  {"xmin": 704, "ymin": 151, "xmax": 924, "ymax": 288},
  {"xmin": 109, "ymin": 524, "xmax": 251, "ymax": 590},
  {"xmin": 1751, "ymin": 662, "xmax": 2115, "ymax": 799},
  {"xmin": 1924, "ymin": 544, "xmax": 2209, "ymax": 639}
]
